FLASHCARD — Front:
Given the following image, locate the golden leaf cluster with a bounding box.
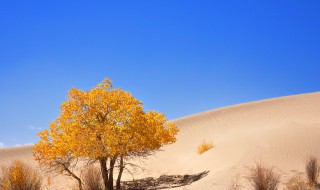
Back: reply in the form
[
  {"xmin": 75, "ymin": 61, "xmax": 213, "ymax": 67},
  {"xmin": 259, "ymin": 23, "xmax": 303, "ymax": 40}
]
[{"xmin": 34, "ymin": 78, "xmax": 178, "ymax": 168}]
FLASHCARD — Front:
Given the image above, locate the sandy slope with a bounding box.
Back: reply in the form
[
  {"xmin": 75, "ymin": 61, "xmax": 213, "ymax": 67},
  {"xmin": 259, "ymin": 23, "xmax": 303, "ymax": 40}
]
[
  {"xmin": 0, "ymin": 145, "xmax": 77, "ymax": 189},
  {"xmin": 1, "ymin": 92, "xmax": 320, "ymax": 189}
]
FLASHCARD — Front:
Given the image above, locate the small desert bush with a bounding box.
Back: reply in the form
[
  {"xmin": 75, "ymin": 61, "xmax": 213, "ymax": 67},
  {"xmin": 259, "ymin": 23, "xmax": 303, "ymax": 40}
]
[
  {"xmin": 0, "ymin": 160, "xmax": 42, "ymax": 190},
  {"xmin": 228, "ymin": 175, "xmax": 242, "ymax": 190},
  {"xmin": 284, "ymin": 174, "xmax": 309, "ymax": 190},
  {"xmin": 248, "ymin": 162, "xmax": 280, "ymax": 190},
  {"xmin": 196, "ymin": 141, "xmax": 214, "ymax": 155},
  {"xmin": 45, "ymin": 176, "xmax": 52, "ymax": 190},
  {"xmin": 82, "ymin": 165, "xmax": 103, "ymax": 190},
  {"xmin": 306, "ymin": 156, "xmax": 319, "ymax": 188}
]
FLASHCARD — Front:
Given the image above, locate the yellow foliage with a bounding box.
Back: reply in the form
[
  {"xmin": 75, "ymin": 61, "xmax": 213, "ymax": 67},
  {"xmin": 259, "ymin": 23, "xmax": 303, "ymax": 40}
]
[
  {"xmin": 0, "ymin": 160, "xmax": 42, "ymax": 190},
  {"xmin": 197, "ymin": 141, "xmax": 214, "ymax": 154},
  {"xmin": 33, "ymin": 78, "xmax": 179, "ymax": 172}
]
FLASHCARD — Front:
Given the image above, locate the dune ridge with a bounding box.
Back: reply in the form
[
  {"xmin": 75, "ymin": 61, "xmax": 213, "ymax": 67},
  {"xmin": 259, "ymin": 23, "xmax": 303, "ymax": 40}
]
[{"xmin": 1, "ymin": 92, "xmax": 320, "ymax": 189}]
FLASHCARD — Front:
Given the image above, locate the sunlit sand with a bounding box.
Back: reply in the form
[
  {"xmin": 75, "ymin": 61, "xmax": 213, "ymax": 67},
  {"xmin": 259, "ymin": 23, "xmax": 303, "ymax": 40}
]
[{"xmin": 1, "ymin": 92, "xmax": 320, "ymax": 189}]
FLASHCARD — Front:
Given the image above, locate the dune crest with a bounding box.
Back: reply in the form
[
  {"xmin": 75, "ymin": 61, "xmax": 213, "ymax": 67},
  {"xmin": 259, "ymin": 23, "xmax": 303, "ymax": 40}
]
[{"xmin": 1, "ymin": 92, "xmax": 320, "ymax": 189}]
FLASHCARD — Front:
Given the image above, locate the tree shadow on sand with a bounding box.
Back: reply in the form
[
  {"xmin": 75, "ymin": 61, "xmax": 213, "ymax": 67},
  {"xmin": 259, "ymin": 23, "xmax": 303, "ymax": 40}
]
[{"xmin": 121, "ymin": 171, "xmax": 209, "ymax": 190}]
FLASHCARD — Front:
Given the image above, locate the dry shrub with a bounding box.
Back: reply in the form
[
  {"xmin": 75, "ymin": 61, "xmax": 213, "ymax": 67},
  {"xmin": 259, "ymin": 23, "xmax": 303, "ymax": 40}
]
[
  {"xmin": 196, "ymin": 141, "xmax": 214, "ymax": 155},
  {"xmin": 228, "ymin": 175, "xmax": 242, "ymax": 190},
  {"xmin": 248, "ymin": 162, "xmax": 280, "ymax": 190},
  {"xmin": 82, "ymin": 165, "xmax": 103, "ymax": 190},
  {"xmin": 0, "ymin": 160, "xmax": 42, "ymax": 190},
  {"xmin": 306, "ymin": 156, "xmax": 319, "ymax": 188},
  {"xmin": 45, "ymin": 176, "xmax": 52, "ymax": 190},
  {"xmin": 284, "ymin": 174, "xmax": 309, "ymax": 190}
]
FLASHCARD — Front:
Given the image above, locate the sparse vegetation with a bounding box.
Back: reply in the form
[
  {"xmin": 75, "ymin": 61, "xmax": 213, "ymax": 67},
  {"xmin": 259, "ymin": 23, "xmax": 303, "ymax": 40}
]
[
  {"xmin": 284, "ymin": 174, "xmax": 309, "ymax": 190},
  {"xmin": 0, "ymin": 160, "xmax": 42, "ymax": 190},
  {"xmin": 248, "ymin": 162, "xmax": 280, "ymax": 190},
  {"xmin": 228, "ymin": 175, "xmax": 242, "ymax": 190},
  {"xmin": 306, "ymin": 156, "xmax": 319, "ymax": 188},
  {"xmin": 196, "ymin": 141, "xmax": 214, "ymax": 154},
  {"xmin": 82, "ymin": 165, "xmax": 103, "ymax": 190},
  {"xmin": 45, "ymin": 176, "xmax": 52, "ymax": 190}
]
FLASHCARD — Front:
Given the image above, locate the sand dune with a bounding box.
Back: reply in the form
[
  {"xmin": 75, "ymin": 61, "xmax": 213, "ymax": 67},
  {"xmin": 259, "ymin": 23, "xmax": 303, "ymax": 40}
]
[{"xmin": 1, "ymin": 92, "xmax": 320, "ymax": 189}]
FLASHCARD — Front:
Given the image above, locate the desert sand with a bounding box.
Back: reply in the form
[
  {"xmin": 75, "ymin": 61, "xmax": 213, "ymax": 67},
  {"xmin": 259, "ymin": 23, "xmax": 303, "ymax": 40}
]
[{"xmin": 1, "ymin": 92, "xmax": 320, "ymax": 189}]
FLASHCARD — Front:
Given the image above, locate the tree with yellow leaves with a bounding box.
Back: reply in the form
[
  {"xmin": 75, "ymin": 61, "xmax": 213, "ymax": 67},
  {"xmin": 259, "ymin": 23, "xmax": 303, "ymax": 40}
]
[{"xmin": 33, "ymin": 78, "xmax": 178, "ymax": 190}]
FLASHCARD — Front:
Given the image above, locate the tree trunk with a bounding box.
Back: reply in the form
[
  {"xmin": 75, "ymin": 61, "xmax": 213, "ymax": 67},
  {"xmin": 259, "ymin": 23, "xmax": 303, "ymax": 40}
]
[
  {"xmin": 78, "ymin": 179, "xmax": 83, "ymax": 190},
  {"xmin": 116, "ymin": 155, "xmax": 124, "ymax": 190},
  {"xmin": 99, "ymin": 158, "xmax": 109, "ymax": 190},
  {"xmin": 72, "ymin": 173, "xmax": 83, "ymax": 190},
  {"xmin": 107, "ymin": 157, "xmax": 116, "ymax": 190},
  {"xmin": 62, "ymin": 164, "xmax": 83, "ymax": 190}
]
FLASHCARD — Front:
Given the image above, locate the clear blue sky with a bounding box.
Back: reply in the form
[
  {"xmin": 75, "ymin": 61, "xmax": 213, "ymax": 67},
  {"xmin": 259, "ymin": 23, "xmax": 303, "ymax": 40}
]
[{"xmin": 0, "ymin": 1, "xmax": 319, "ymax": 147}]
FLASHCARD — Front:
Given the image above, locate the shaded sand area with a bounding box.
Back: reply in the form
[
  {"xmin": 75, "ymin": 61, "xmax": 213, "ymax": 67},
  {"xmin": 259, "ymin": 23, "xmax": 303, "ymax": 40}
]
[{"xmin": 1, "ymin": 92, "xmax": 320, "ymax": 189}]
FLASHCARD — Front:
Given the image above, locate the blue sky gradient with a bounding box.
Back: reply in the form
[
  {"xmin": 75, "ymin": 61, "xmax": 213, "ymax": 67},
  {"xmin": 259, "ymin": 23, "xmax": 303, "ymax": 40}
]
[{"xmin": 0, "ymin": 1, "xmax": 319, "ymax": 147}]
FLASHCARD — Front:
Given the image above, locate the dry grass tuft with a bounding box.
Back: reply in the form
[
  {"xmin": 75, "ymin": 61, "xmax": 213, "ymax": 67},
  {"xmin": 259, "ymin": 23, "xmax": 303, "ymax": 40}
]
[
  {"xmin": 82, "ymin": 165, "xmax": 103, "ymax": 190},
  {"xmin": 196, "ymin": 141, "xmax": 214, "ymax": 155},
  {"xmin": 284, "ymin": 174, "xmax": 309, "ymax": 190},
  {"xmin": 228, "ymin": 175, "xmax": 242, "ymax": 190},
  {"xmin": 0, "ymin": 160, "xmax": 42, "ymax": 190},
  {"xmin": 306, "ymin": 156, "xmax": 319, "ymax": 188},
  {"xmin": 247, "ymin": 162, "xmax": 280, "ymax": 190}
]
